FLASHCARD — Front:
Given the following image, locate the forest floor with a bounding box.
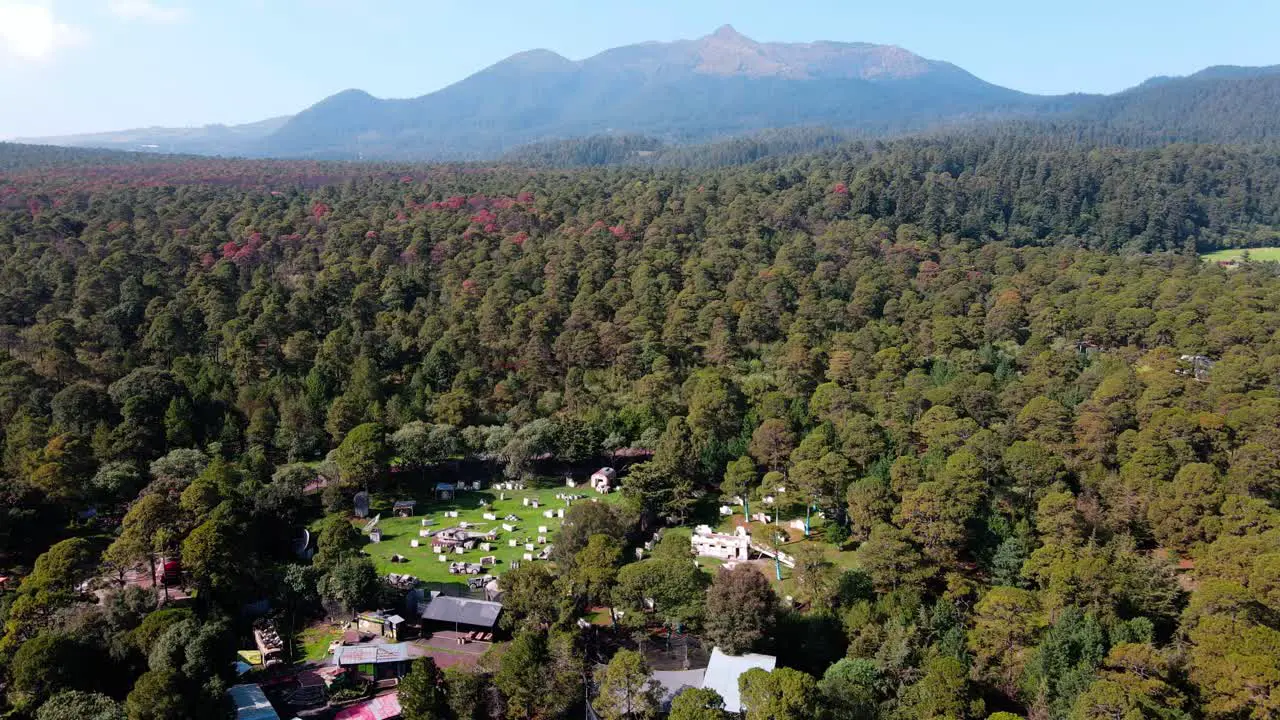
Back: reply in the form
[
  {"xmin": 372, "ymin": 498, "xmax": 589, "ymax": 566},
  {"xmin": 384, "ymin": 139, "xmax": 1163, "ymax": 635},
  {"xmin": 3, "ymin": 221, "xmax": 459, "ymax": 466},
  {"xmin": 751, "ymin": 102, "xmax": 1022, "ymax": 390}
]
[
  {"xmin": 354, "ymin": 478, "xmax": 623, "ymax": 589},
  {"xmin": 1201, "ymin": 246, "xmax": 1280, "ymax": 263}
]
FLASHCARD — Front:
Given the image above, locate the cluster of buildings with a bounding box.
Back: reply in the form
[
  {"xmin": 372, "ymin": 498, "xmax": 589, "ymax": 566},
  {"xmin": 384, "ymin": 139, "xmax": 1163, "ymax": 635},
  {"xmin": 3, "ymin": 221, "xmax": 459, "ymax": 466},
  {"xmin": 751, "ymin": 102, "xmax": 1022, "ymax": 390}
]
[
  {"xmin": 231, "ymin": 590, "xmax": 507, "ymax": 720},
  {"xmin": 231, "ymin": 466, "xmax": 637, "ymax": 720},
  {"xmin": 690, "ymin": 525, "xmax": 752, "ymax": 562}
]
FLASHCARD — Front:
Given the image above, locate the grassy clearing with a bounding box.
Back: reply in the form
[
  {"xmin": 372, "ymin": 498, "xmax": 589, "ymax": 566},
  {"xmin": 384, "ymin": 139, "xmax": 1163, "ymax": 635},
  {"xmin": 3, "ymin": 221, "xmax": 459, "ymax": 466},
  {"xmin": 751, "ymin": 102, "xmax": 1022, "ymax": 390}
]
[
  {"xmin": 355, "ymin": 479, "xmax": 622, "ymax": 587},
  {"xmin": 297, "ymin": 622, "xmax": 338, "ymax": 662},
  {"xmin": 1200, "ymin": 247, "xmax": 1280, "ymax": 263},
  {"xmin": 710, "ymin": 513, "xmax": 860, "ymax": 597}
]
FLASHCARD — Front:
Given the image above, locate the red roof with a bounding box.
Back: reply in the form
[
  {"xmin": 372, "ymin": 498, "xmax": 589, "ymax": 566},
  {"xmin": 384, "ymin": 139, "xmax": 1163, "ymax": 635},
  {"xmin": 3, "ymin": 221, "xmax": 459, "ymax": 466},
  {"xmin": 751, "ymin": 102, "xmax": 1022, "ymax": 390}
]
[{"xmin": 334, "ymin": 693, "xmax": 401, "ymax": 720}]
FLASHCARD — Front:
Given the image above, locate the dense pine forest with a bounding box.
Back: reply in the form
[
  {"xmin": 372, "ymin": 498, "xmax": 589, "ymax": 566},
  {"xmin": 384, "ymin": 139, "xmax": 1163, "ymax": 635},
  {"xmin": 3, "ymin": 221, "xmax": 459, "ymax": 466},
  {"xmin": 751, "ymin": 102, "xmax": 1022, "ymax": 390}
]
[{"xmin": 0, "ymin": 135, "xmax": 1278, "ymax": 720}]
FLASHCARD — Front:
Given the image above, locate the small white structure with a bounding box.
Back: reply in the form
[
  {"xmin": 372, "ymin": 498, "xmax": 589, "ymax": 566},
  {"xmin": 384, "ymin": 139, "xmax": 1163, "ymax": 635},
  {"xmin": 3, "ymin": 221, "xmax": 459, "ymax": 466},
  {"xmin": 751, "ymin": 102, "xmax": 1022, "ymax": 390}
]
[
  {"xmin": 565, "ymin": 478, "xmax": 577, "ymax": 488},
  {"xmin": 522, "ymin": 498, "xmax": 530, "ymax": 507},
  {"xmin": 483, "ymin": 512, "xmax": 497, "ymax": 521},
  {"xmin": 789, "ymin": 519, "xmax": 807, "ymax": 532},
  {"xmin": 480, "ymin": 543, "xmax": 492, "ymax": 552},
  {"xmin": 543, "ymin": 510, "xmax": 554, "ymax": 519},
  {"xmin": 538, "ymin": 536, "xmax": 547, "ymax": 544},
  {"xmin": 411, "ymin": 540, "xmax": 420, "ymax": 548},
  {"xmin": 419, "ymin": 529, "xmax": 432, "ymax": 538},
  {"xmin": 763, "ymin": 495, "xmax": 776, "ymax": 505},
  {"xmin": 591, "ymin": 467, "xmax": 617, "ymax": 493},
  {"xmin": 702, "ymin": 647, "xmax": 777, "ymax": 714},
  {"xmin": 530, "ymin": 501, "xmax": 540, "ymax": 508},
  {"xmin": 445, "ymin": 511, "xmax": 459, "ymax": 519},
  {"xmin": 509, "ymin": 539, "xmax": 518, "ymax": 547},
  {"xmin": 525, "ymin": 543, "xmax": 535, "ymax": 551},
  {"xmin": 751, "ymin": 512, "xmax": 772, "ymax": 523},
  {"xmin": 557, "ymin": 508, "xmax": 564, "ymax": 518},
  {"xmin": 691, "ymin": 525, "xmax": 752, "ymax": 562},
  {"xmin": 502, "ymin": 523, "xmax": 516, "ymax": 532},
  {"xmin": 523, "ymin": 553, "xmax": 534, "ymax": 561},
  {"xmin": 538, "ymin": 525, "xmax": 549, "ymax": 534},
  {"xmin": 719, "ymin": 505, "xmax": 734, "ymax": 516},
  {"xmin": 455, "ymin": 547, "xmax": 465, "ymax": 555},
  {"xmin": 438, "ymin": 554, "xmax": 448, "ymax": 562}
]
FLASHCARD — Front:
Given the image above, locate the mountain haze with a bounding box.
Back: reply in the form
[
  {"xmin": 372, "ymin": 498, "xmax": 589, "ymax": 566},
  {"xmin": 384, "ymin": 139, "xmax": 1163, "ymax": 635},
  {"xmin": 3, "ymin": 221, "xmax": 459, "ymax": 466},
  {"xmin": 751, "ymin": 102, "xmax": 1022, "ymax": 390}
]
[
  {"xmin": 260, "ymin": 25, "xmax": 1039, "ymax": 159},
  {"xmin": 17, "ymin": 27, "xmax": 1280, "ymax": 160}
]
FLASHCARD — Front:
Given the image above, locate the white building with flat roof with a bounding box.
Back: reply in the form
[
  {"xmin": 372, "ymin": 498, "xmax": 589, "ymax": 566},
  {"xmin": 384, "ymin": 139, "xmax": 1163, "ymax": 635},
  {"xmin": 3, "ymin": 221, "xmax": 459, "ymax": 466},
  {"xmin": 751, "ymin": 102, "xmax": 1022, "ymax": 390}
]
[
  {"xmin": 702, "ymin": 647, "xmax": 777, "ymax": 714},
  {"xmin": 691, "ymin": 525, "xmax": 751, "ymax": 562}
]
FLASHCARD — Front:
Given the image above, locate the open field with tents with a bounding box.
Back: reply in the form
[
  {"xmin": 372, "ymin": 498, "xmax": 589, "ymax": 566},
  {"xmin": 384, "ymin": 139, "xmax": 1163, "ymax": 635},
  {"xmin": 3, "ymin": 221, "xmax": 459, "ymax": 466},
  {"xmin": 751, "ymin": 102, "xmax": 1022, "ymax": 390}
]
[{"xmin": 354, "ymin": 479, "xmax": 624, "ymax": 587}]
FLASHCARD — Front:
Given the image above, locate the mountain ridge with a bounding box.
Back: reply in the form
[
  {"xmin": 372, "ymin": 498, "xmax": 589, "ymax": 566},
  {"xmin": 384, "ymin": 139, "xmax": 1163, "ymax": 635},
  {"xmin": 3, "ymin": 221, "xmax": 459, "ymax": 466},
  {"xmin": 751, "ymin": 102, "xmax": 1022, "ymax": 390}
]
[{"xmin": 16, "ymin": 27, "xmax": 1280, "ymax": 159}]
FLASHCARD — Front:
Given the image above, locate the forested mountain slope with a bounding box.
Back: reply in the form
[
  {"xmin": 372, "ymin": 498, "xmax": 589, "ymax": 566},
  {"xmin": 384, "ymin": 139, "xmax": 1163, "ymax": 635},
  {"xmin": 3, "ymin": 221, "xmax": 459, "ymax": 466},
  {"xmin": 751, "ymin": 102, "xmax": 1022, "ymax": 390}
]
[
  {"xmin": 0, "ymin": 141, "xmax": 1278, "ymax": 719},
  {"xmin": 18, "ymin": 32, "xmax": 1280, "ymax": 161}
]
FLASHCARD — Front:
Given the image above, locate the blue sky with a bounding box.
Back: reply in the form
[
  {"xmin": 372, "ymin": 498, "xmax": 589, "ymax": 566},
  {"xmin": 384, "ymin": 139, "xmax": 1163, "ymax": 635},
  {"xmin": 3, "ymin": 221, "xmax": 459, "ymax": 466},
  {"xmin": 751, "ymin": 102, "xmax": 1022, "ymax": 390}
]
[{"xmin": 1, "ymin": 0, "xmax": 1278, "ymax": 139}]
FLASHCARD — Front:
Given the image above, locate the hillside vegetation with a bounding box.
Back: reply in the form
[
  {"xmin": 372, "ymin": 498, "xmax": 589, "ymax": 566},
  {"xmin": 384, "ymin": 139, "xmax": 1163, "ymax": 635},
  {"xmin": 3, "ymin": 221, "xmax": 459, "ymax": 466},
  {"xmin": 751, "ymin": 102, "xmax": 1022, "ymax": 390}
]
[{"xmin": 0, "ymin": 140, "xmax": 1277, "ymax": 719}]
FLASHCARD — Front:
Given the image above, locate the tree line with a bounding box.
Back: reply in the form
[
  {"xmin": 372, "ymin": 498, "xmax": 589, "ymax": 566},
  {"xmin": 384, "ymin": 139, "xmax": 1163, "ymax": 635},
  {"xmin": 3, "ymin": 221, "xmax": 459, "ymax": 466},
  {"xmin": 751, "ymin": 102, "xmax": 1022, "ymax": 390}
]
[{"xmin": 0, "ymin": 141, "xmax": 1277, "ymax": 718}]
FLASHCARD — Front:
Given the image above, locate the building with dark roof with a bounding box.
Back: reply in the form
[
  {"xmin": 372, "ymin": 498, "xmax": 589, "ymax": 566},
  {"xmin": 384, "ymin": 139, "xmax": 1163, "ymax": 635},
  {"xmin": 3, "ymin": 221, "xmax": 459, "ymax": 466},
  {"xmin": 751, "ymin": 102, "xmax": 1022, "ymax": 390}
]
[{"xmin": 419, "ymin": 595, "xmax": 503, "ymax": 634}]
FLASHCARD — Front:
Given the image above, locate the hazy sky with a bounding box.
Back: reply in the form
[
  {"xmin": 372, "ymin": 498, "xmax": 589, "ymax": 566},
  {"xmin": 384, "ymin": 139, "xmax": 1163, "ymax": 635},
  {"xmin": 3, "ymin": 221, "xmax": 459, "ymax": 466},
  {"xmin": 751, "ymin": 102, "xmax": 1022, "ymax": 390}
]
[{"xmin": 2, "ymin": 0, "xmax": 1278, "ymax": 139}]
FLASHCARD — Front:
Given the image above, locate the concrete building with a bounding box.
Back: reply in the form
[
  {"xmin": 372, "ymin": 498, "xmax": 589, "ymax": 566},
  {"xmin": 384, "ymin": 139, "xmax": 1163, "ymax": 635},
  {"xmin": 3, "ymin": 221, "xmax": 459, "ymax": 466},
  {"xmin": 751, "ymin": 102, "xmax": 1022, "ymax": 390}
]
[{"xmin": 691, "ymin": 525, "xmax": 751, "ymax": 562}]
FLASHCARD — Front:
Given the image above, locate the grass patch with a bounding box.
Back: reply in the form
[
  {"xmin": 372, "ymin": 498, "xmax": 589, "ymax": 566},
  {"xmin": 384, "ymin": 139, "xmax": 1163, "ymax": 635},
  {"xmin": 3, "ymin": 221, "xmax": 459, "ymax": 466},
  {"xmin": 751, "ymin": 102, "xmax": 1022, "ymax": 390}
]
[
  {"xmin": 297, "ymin": 623, "xmax": 338, "ymax": 662},
  {"xmin": 355, "ymin": 478, "xmax": 623, "ymax": 587},
  {"xmin": 708, "ymin": 513, "xmax": 859, "ymax": 597},
  {"xmin": 1201, "ymin": 247, "xmax": 1280, "ymax": 263}
]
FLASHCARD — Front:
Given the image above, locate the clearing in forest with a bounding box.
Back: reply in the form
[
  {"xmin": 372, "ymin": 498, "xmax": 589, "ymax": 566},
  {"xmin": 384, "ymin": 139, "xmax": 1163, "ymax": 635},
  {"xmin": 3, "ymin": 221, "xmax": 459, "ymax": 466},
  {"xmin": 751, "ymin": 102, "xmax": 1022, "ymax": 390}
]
[{"xmin": 1200, "ymin": 246, "xmax": 1280, "ymax": 263}]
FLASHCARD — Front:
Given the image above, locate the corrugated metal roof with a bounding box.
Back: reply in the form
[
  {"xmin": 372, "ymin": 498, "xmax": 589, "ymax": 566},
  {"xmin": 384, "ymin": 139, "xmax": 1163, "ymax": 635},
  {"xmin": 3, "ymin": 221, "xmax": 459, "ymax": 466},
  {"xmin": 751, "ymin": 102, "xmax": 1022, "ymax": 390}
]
[
  {"xmin": 420, "ymin": 595, "xmax": 502, "ymax": 628},
  {"xmin": 229, "ymin": 684, "xmax": 281, "ymax": 720},
  {"xmin": 701, "ymin": 647, "xmax": 776, "ymax": 714},
  {"xmin": 333, "ymin": 693, "xmax": 402, "ymax": 720},
  {"xmin": 332, "ymin": 643, "xmax": 410, "ymax": 666}
]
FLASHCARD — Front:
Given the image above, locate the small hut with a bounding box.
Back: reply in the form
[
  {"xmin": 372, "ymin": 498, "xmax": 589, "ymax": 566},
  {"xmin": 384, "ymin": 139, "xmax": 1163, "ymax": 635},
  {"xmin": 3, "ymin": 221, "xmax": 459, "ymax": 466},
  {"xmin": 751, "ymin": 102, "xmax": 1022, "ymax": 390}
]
[{"xmin": 590, "ymin": 467, "xmax": 617, "ymax": 493}]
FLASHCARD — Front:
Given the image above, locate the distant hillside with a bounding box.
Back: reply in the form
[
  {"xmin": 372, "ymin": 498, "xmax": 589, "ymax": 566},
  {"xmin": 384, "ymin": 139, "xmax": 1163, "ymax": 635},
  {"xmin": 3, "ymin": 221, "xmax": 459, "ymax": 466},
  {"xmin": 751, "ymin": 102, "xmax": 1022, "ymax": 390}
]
[
  {"xmin": 16, "ymin": 116, "xmax": 289, "ymax": 156},
  {"xmin": 17, "ymin": 29, "xmax": 1280, "ymax": 160},
  {"xmin": 1068, "ymin": 66, "xmax": 1280, "ymax": 143}
]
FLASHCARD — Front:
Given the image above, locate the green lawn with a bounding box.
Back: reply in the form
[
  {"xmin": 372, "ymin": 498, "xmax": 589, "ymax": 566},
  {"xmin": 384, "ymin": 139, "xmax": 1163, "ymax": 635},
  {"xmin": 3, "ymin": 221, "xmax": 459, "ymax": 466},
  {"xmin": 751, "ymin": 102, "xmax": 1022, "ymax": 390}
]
[
  {"xmin": 355, "ymin": 479, "xmax": 621, "ymax": 587},
  {"xmin": 1201, "ymin": 247, "xmax": 1280, "ymax": 263},
  {"xmin": 712, "ymin": 513, "xmax": 859, "ymax": 597},
  {"xmin": 297, "ymin": 623, "xmax": 338, "ymax": 662}
]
